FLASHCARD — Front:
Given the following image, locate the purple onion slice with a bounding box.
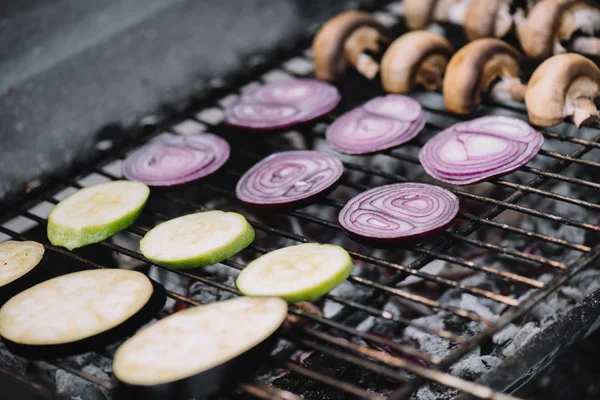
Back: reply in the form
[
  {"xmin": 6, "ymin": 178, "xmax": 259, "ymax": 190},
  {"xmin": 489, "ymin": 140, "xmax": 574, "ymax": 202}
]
[
  {"xmin": 419, "ymin": 116, "xmax": 543, "ymax": 185},
  {"xmin": 122, "ymin": 134, "xmax": 230, "ymax": 187},
  {"xmin": 236, "ymin": 151, "xmax": 343, "ymax": 209},
  {"xmin": 326, "ymin": 95, "xmax": 426, "ymax": 155},
  {"xmin": 339, "ymin": 183, "xmax": 459, "ymax": 246},
  {"xmin": 225, "ymin": 79, "xmax": 340, "ymax": 130}
]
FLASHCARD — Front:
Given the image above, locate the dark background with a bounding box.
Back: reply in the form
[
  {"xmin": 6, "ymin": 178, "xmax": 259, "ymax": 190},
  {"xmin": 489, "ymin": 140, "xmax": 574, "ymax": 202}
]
[{"xmin": 1, "ymin": 1, "xmax": 599, "ymax": 399}]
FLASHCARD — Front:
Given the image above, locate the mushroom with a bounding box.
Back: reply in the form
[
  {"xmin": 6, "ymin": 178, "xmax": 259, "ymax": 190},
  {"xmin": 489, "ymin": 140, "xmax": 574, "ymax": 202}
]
[
  {"xmin": 464, "ymin": 0, "xmax": 514, "ymax": 41},
  {"xmin": 525, "ymin": 53, "xmax": 600, "ymax": 127},
  {"xmin": 312, "ymin": 11, "xmax": 390, "ymax": 81},
  {"xmin": 404, "ymin": 0, "xmax": 471, "ymax": 31},
  {"xmin": 515, "ymin": 0, "xmax": 600, "ymax": 59},
  {"xmin": 380, "ymin": 31, "xmax": 454, "ymax": 94},
  {"xmin": 443, "ymin": 38, "xmax": 526, "ymax": 115}
]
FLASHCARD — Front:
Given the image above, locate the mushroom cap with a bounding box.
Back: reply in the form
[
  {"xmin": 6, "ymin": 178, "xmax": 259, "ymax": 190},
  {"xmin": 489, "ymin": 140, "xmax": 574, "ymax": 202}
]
[
  {"xmin": 516, "ymin": 0, "xmax": 600, "ymax": 59},
  {"xmin": 443, "ymin": 38, "xmax": 522, "ymax": 115},
  {"xmin": 381, "ymin": 31, "xmax": 454, "ymax": 94},
  {"xmin": 313, "ymin": 11, "xmax": 388, "ymax": 81},
  {"xmin": 404, "ymin": 0, "xmax": 440, "ymax": 30},
  {"xmin": 525, "ymin": 53, "xmax": 600, "ymax": 126},
  {"xmin": 465, "ymin": 0, "xmax": 512, "ymax": 41}
]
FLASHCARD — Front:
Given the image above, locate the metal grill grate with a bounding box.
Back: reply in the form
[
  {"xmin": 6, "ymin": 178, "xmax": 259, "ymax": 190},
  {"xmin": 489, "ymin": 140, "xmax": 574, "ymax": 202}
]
[{"xmin": 2, "ymin": 2, "xmax": 600, "ymax": 399}]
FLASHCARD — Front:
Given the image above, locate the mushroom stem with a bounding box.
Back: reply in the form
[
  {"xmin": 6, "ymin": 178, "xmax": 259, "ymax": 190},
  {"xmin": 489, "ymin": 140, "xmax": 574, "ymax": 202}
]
[
  {"xmin": 489, "ymin": 77, "xmax": 527, "ymax": 103},
  {"xmin": 417, "ymin": 63, "xmax": 444, "ymax": 92},
  {"xmin": 572, "ymin": 97, "xmax": 600, "ymax": 127},
  {"xmin": 344, "ymin": 26, "xmax": 388, "ymax": 80},
  {"xmin": 569, "ymin": 36, "xmax": 600, "ymax": 57}
]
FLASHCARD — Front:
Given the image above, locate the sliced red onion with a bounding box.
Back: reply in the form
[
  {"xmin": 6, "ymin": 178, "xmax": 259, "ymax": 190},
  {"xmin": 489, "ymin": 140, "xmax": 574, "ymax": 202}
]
[
  {"xmin": 326, "ymin": 95, "xmax": 426, "ymax": 155},
  {"xmin": 225, "ymin": 79, "xmax": 340, "ymax": 130},
  {"xmin": 122, "ymin": 134, "xmax": 230, "ymax": 187},
  {"xmin": 339, "ymin": 183, "xmax": 459, "ymax": 246},
  {"xmin": 236, "ymin": 151, "xmax": 343, "ymax": 208},
  {"xmin": 419, "ymin": 116, "xmax": 543, "ymax": 185}
]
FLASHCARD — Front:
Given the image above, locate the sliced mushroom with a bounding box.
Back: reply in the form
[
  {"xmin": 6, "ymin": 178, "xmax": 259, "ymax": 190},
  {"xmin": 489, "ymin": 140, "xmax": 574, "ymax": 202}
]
[
  {"xmin": 404, "ymin": 0, "xmax": 472, "ymax": 30},
  {"xmin": 525, "ymin": 53, "xmax": 600, "ymax": 127},
  {"xmin": 443, "ymin": 38, "xmax": 526, "ymax": 115},
  {"xmin": 515, "ymin": 0, "xmax": 600, "ymax": 59},
  {"xmin": 380, "ymin": 31, "xmax": 454, "ymax": 94},
  {"xmin": 313, "ymin": 11, "xmax": 390, "ymax": 81},
  {"xmin": 464, "ymin": 0, "xmax": 514, "ymax": 40}
]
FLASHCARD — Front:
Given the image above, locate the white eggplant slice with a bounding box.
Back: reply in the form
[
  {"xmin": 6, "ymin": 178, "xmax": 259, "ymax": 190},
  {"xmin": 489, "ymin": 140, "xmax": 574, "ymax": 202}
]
[
  {"xmin": 140, "ymin": 210, "xmax": 254, "ymax": 269},
  {"xmin": 236, "ymin": 243, "xmax": 354, "ymax": 302},
  {"xmin": 112, "ymin": 297, "xmax": 287, "ymax": 400},
  {"xmin": 0, "ymin": 241, "xmax": 44, "ymax": 288},
  {"xmin": 47, "ymin": 180, "xmax": 150, "ymax": 250},
  {"xmin": 0, "ymin": 241, "xmax": 46, "ymax": 304},
  {"xmin": 0, "ymin": 269, "xmax": 165, "ymax": 358}
]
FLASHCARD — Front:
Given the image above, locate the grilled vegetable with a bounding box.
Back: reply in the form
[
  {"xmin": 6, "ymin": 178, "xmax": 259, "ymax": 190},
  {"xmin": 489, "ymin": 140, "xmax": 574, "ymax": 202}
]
[
  {"xmin": 419, "ymin": 116, "xmax": 543, "ymax": 185},
  {"xmin": 0, "ymin": 241, "xmax": 45, "ymax": 304},
  {"xmin": 112, "ymin": 297, "xmax": 287, "ymax": 400},
  {"xmin": 0, "ymin": 269, "xmax": 165, "ymax": 358},
  {"xmin": 339, "ymin": 183, "xmax": 459, "ymax": 246},
  {"xmin": 47, "ymin": 180, "xmax": 150, "ymax": 250},
  {"xmin": 122, "ymin": 134, "xmax": 230, "ymax": 187},
  {"xmin": 225, "ymin": 79, "xmax": 340, "ymax": 130},
  {"xmin": 326, "ymin": 95, "xmax": 425, "ymax": 154},
  {"xmin": 236, "ymin": 243, "xmax": 353, "ymax": 302},
  {"xmin": 236, "ymin": 151, "xmax": 343, "ymax": 209},
  {"xmin": 443, "ymin": 38, "xmax": 525, "ymax": 115},
  {"xmin": 140, "ymin": 211, "xmax": 254, "ymax": 269},
  {"xmin": 381, "ymin": 31, "xmax": 454, "ymax": 94},
  {"xmin": 313, "ymin": 11, "xmax": 390, "ymax": 80},
  {"xmin": 525, "ymin": 53, "xmax": 600, "ymax": 127}
]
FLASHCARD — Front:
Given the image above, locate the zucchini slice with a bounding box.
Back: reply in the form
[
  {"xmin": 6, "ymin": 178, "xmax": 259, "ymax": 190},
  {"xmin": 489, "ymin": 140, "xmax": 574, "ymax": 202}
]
[
  {"xmin": 0, "ymin": 241, "xmax": 45, "ymax": 304},
  {"xmin": 0, "ymin": 269, "xmax": 165, "ymax": 358},
  {"xmin": 140, "ymin": 210, "xmax": 255, "ymax": 269},
  {"xmin": 47, "ymin": 180, "xmax": 150, "ymax": 250},
  {"xmin": 113, "ymin": 297, "xmax": 287, "ymax": 400},
  {"xmin": 236, "ymin": 243, "xmax": 354, "ymax": 302}
]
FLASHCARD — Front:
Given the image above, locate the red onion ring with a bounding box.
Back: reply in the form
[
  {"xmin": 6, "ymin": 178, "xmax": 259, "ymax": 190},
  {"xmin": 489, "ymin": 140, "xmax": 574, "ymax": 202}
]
[
  {"xmin": 339, "ymin": 183, "xmax": 459, "ymax": 246},
  {"xmin": 326, "ymin": 95, "xmax": 426, "ymax": 154},
  {"xmin": 419, "ymin": 116, "xmax": 543, "ymax": 185},
  {"xmin": 225, "ymin": 79, "xmax": 340, "ymax": 130},
  {"xmin": 236, "ymin": 151, "xmax": 343, "ymax": 208},
  {"xmin": 122, "ymin": 134, "xmax": 230, "ymax": 187}
]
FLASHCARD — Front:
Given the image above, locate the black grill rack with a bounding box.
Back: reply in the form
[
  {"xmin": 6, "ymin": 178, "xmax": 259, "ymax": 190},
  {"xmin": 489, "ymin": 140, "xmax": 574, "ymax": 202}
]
[{"xmin": 2, "ymin": 2, "xmax": 600, "ymax": 399}]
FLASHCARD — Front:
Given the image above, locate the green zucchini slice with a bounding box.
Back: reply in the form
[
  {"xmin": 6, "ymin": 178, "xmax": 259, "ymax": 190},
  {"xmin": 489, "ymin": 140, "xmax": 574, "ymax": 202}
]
[
  {"xmin": 236, "ymin": 243, "xmax": 354, "ymax": 302},
  {"xmin": 140, "ymin": 210, "xmax": 255, "ymax": 269},
  {"xmin": 47, "ymin": 180, "xmax": 150, "ymax": 250}
]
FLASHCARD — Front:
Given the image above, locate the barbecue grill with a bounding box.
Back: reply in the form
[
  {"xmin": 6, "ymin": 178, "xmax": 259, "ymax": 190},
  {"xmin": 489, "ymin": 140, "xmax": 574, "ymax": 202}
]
[{"xmin": 2, "ymin": 1, "xmax": 600, "ymax": 399}]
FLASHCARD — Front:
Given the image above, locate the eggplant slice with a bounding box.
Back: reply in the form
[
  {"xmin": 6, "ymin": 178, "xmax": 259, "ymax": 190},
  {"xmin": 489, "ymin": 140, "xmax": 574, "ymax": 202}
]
[
  {"xmin": 0, "ymin": 241, "xmax": 45, "ymax": 304},
  {"xmin": 112, "ymin": 296, "xmax": 288, "ymax": 400},
  {"xmin": 0, "ymin": 269, "xmax": 165, "ymax": 359}
]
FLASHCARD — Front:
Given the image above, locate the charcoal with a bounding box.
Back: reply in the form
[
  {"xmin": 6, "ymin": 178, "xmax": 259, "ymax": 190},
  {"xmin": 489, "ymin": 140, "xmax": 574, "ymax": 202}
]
[
  {"xmin": 493, "ymin": 324, "xmax": 521, "ymax": 346},
  {"xmin": 189, "ymin": 272, "xmax": 237, "ymax": 304},
  {"xmin": 410, "ymin": 384, "xmax": 457, "ymax": 400},
  {"xmin": 55, "ymin": 369, "xmax": 109, "ymax": 400},
  {"xmin": 404, "ymin": 315, "xmax": 456, "ymax": 359},
  {"xmin": 449, "ymin": 355, "xmax": 501, "ymax": 381},
  {"xmin": 0, "ymin": 341, "xmax": 27, "ymax": 376},
  {"xmin": 571, "ymin": 270, "xmax": 600, "ymax": 296},
  {"xmin": 502, "ymin": 322, "xmax": 541, "ymax": 357}
]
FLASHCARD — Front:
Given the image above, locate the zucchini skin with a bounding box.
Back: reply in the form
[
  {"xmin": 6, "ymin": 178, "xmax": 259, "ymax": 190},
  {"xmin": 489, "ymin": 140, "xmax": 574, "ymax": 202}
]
[
  {"xmin": 112, "ymin": 333, "xmax": 278, "ymax": 400},
  {"xmin": 0, "ymin": 277, "xmax": 166, "ymax": 359},
  {"xmin": 141, "ymin": 218, "xmax": 255, "ymax": 269},
  {"xmin": 47, "ymin": 201, "xmax": 147, "ymax": 251}
]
